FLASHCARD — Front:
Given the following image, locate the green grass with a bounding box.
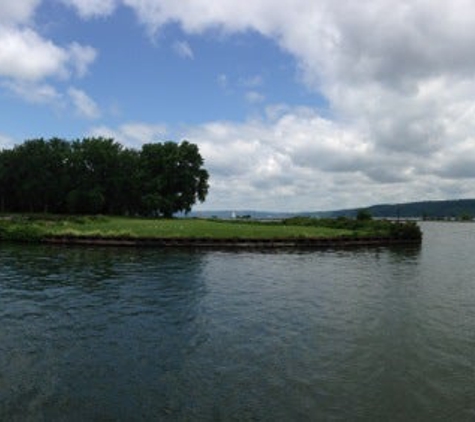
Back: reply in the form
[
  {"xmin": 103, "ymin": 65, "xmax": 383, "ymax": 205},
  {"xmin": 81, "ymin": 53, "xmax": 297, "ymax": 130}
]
[
  {"xmin": 0, "ymin": 215, "xmax": 352, "ymax": 240},
  {"xmin": 43, "ymin": 216, "xmax": 355, "ymax": 238},
  {"xmin": 0, "ymin": 214, "xmax": 421, "ymax": 242}
]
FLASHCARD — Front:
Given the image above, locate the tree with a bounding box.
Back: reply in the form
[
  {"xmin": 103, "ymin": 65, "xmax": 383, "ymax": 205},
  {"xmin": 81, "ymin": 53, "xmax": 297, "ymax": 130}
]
[
  {"xmin": 356, "ymin": 209, "xmax": 372, "ymax": 221},
  {"xmin": 114, "ymin": 148, "xmax": 141, "ymax": 215},
  {"xmin": 42, "ymin": 138, "xmax": 72, "ymax": 213},
  {"xmin": 0, "ymin": 149, "xmax": 16, "ymax": 212},
  {"xmin": 67, "ymin": 137, "xmax": 123, "ymax": 214},
  {"xmin": 0, "ymin": 137, "xmax": 209, "ymax": 217},
  {"xmin": 5, "ymin": 139, "xmax": 72, "ymax": 213},
  {"xmin": 139, "ymin": 141, "xmax": 209, "ymax": 217}
]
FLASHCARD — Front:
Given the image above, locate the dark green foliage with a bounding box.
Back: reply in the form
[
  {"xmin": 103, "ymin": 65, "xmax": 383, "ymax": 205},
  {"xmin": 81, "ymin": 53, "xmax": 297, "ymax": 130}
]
[
  {"xmin": 388, "ymin": 222, "xmax": 422, "ymax": 239},
  {"xmin": 139, "ymin": 141, "xmax": 209, "ymax": 217},
  {"xmin": 0, "ymin": 137, "xmax": 209, "ymax": 216},
  {"xmin": 356, "ymin": 209, "xmax": 372, "ymax": 221},
  {"xmin": 283, "ymin": 216, "xmax": 422, "ymax": 240},
  {"xmin": 0, "ymin": 219, "xmax": 46, "ymax": 242}
]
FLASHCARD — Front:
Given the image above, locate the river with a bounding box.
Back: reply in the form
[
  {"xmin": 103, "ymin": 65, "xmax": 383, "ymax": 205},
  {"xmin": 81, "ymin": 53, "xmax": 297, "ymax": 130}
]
[{"xmin": 0, "ymin": 222, "xmax": 473, "ymax": 421}]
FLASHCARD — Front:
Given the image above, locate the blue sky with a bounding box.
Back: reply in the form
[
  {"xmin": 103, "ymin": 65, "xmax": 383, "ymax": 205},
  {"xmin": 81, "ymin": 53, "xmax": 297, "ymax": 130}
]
[
  {"xmin": 3, "ymin": 3, "xmax": 319, "ymax": 139},
  {"xmin": 2, "ymin": 1, "xmax": 475, "ymax": 211}
]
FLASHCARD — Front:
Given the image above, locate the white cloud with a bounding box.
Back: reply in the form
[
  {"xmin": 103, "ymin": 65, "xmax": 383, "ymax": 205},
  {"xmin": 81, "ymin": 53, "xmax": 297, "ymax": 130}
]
[
  {"xmin": 184, "ymin": 109, "xmax": 365, "ymax": 210},
  {"xmin": 68, "ymin": 42, "xmax": 97, "ymax": 77},
  {"xmin": 89, "ymin": 123, "xmax": 168, "ymax": 148},
  {"xmin": 112, "ymin": 0, "xmax": 475, "ymax": 210},
  {"xmin": 0, "ymin": 1, "xmax": 41, "ymax": 25},
  {"xmin": 186, "ymin": 102, "xmax": 475, "ymax": 210},
  {"xmin": 88, "ymin": 101, "xmax": 475, "ymax": 211},
  {"xmin": 3, "ymin": 80, "xmax": 62, "ymax": 105},
  {"xmin": 118, "ymin": 0, "xmax": 475, "ymax": 92},
  {"xmin": 60, "ymin": 0, "xmax": 118, "ymax": 18},
  {"xmin": 0, "ymin": 2, "xmax": 98, "ymax": 119},
  {"xmin": 245, "ymin": 91, "xmax": 265, "ymax": 104},
  {"xmin": 5, "ymin": 0, "xmax": 475, "ymax": 210},
  {"xmin": 0, "ymin": 133, "xmax": 15, "ymax": 149},
  {"xmin": 240, "ymin": 75, "xmax": 264, "ymax": 88},
  {"xmin": 0, "ymin": 27, "xmax": 68, "ymax": 81},
  {"xmin": 0, "ymin": 26, "xmax": 97, "ymax": 82},
  {"xmin": 0, "ymin": 24, "xmax": 98, "ymax": 114},
  {"xmin": 121, "ymin": 0, "xmax": 300, "ymax": 34},
  {"xmin": 68, "ymin": 87, "xmax": 101, "ymax": 118},
  {"xmin": 172, "ymin": 40, "xmax": 194, "ymax": 59}
]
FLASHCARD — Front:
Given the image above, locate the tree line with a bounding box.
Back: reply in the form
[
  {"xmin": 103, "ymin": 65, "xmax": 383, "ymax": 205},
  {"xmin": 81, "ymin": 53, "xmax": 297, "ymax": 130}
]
[{"xmin": 0, "ymin": 137, "xmax": 209, "ymax": 217}]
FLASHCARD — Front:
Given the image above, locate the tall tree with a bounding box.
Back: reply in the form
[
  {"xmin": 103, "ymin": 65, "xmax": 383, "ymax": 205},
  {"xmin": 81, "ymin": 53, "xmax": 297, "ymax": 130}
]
[
  {"xmin": 140, "ymin": 141, "xmax": 209, "ymax": 217},
  {"xmin": 67, "ymin": 137, "xmax": 123, "ymax": 214},
  {"xmin": 9, "ymin": 139, "xmax": 67, "ymax": 213},
  {"xmin": 0, "ymin": 137, "xmax": 209, "ymax": 216}
]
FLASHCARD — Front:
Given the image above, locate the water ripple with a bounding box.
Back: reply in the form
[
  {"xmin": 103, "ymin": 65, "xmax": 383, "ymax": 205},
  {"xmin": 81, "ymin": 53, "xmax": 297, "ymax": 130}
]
[{"xmin": 0, "ymin": 227, "xmax": 473, "ymax": 420}]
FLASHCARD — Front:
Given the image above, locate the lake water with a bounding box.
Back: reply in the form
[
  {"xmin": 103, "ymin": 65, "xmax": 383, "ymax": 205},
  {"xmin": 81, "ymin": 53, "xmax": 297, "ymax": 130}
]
[{"xmin": 0, "ymin": 222, "xmax": 473, "ymax": 421}]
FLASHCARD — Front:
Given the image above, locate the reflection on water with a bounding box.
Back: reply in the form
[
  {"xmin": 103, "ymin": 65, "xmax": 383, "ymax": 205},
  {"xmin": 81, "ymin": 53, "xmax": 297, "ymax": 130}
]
[{"xmin": 0, "ymin": 225, "xmax": 473, "ymax": 421}]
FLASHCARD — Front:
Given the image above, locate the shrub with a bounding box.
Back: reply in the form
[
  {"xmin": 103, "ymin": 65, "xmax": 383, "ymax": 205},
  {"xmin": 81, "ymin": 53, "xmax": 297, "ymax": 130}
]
[
  {"xmin": 388, "ymin": 222, "xmax": 422, "ymax": 239},
  {"xmin": 0, "ymin": 221, "xmax": 46, "ymax": 242}
]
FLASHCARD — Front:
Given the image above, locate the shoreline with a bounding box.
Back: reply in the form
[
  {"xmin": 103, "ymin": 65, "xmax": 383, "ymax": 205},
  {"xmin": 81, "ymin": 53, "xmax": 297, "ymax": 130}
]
[
  {"xmin": 42, "ymin": 235, "xmax": 422, "ymax": 248},
  {"xmin": 0, "ymin": 214, "xmax": 423, "ymax": 247}
]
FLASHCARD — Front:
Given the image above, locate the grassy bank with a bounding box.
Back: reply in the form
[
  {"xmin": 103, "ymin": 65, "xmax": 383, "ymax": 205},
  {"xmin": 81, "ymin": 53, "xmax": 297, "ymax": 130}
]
[{"xmin": 0, "ymin": 214, "xmax": 421, "ymax": 243}]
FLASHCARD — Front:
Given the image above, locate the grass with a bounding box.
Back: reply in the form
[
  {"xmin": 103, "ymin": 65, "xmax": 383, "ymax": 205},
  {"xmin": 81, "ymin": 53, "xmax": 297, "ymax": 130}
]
[{"xmin": 0, "ymin": 214, "xmax": 421, "ymax": 242}]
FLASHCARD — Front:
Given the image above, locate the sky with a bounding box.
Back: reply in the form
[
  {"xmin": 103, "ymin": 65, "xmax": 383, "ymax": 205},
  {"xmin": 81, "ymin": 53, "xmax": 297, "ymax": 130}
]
[{"xmin": 2, "ymin": 1, "xmax": 475, "ymax": 212}]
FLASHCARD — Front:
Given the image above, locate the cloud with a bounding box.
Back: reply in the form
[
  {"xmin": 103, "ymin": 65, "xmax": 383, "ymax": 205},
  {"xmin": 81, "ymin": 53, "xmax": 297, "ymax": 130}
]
[
  {"xmin": 0, "ymin": 1, "xmax": 98, "ymax": 121},
  {"xmin": 0, "ymin": 26, "xmax": 97, "ymax": 82},
  {"xmin": 181, "ymin": 107, "xmax": 408, "ymax": 210},
  {"xmin": 0, "ymin": 23, "xmax": 97, "ymax": 116},
  {"xmin": 0, "ymin": 133, "xmax": 15, "ymax": 149},
  {"xmin": 172, "ymin": 40, "xmax": 194, "ymax": 59},
  {"xmin": 3, "ymin": 80, "xmax": 62, "ymax": 105},
  {"xmin": 6, "ymin": 0, "xmax": 475, "ymax": 210},
  {"xmin": 68, "ymin": 42, "xmax": 97, "ymax": 77},
  {"xmin": 114, "ymin": 0, "xmax": 475, "ymax": 208},
  {"xmin": 88, "ymin": 100, "xmax": 475, "ymax": 211},
  {"xmin": 186, "ymin": 101, "xmax": 475, "ymax": 210},
  {"xmin": 0, "ymin": 27, "xmax": 68, "ymax": 81},
  {"xmin": 89, "ymin": 123, "xmax": 168, "ymax": 148},
  {"xmin": 68, "ymin": 87, "xmax": 101, "ymax": 118},
  {"xmin": 118, "ymin": 1, "xmax": 475, "ymax": 93},
  {"xmin": 245, "ymin": 91, "xmax": 265, "ymax": 104},
  {"xmin": 0, "ymin": 1, "xmax": 41, "ymax": 25},
  {"xmin": 60, "ymin": 0, "xmax": 118, "ymax": 18},
  {"xmin": 218, "ymin": 74, "xmax": 265, "ymax": 101},
  {"xmin": 121, "ymin": 0, "xmax": 298, "ymax": 34},
  {"xmin": 240, "ymin": 75, "xmax": 263, "ymax": 88}
]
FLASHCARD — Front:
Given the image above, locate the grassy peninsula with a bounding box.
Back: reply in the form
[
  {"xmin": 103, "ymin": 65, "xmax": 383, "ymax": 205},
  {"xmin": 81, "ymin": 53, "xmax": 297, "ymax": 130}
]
[
  {"xmin": 0, "ymin": 137, "xmax": 422, "ymax": 246},
  {"xmin": 0, "ymin": 214, "xmax": 422, "ymax": 244}
]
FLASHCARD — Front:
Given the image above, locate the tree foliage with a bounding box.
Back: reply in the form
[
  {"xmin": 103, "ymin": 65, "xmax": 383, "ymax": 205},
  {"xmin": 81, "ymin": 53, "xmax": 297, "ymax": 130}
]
[
  {"xmin": 0, "ymin": 137, "xmax": 209, "ymax": 216},
  {"xmin": 356, "ymin": 209, "xmax": 372, "ymax": 221}
]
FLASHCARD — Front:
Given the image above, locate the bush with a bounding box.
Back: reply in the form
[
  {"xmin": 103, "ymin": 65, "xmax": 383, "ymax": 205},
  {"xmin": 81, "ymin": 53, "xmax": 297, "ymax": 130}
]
[
  {"xmin": 389, "ymin": 222, "xmax": 422, "ymax": 239},
  {"xmin": 356, "ymin": 209, "xmax": 372, "ymax": 221},
  {"xmin": 0, "ymin": 221, "xmax": 46, "ymax": 242},
  {"xmin": 283, "ymin": 216, "xmax": 422, "ymax": 240}
]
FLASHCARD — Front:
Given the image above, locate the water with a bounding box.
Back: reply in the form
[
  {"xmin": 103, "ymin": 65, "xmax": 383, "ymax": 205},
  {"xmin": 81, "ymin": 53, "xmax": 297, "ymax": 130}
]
[{"xmin": 0, "ymin": 222, "xmax": 473, "ymax": 421}]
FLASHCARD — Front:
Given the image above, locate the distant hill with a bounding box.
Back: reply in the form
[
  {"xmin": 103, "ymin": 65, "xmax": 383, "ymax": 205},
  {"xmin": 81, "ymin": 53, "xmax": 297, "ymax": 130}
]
[
  {"xmin": 192, "ymin": 199, "xmax": 475, "ymax": 220},
  {"xmin": 318, "ymin": 199, "xmax": 475, "ymax": 219}
]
